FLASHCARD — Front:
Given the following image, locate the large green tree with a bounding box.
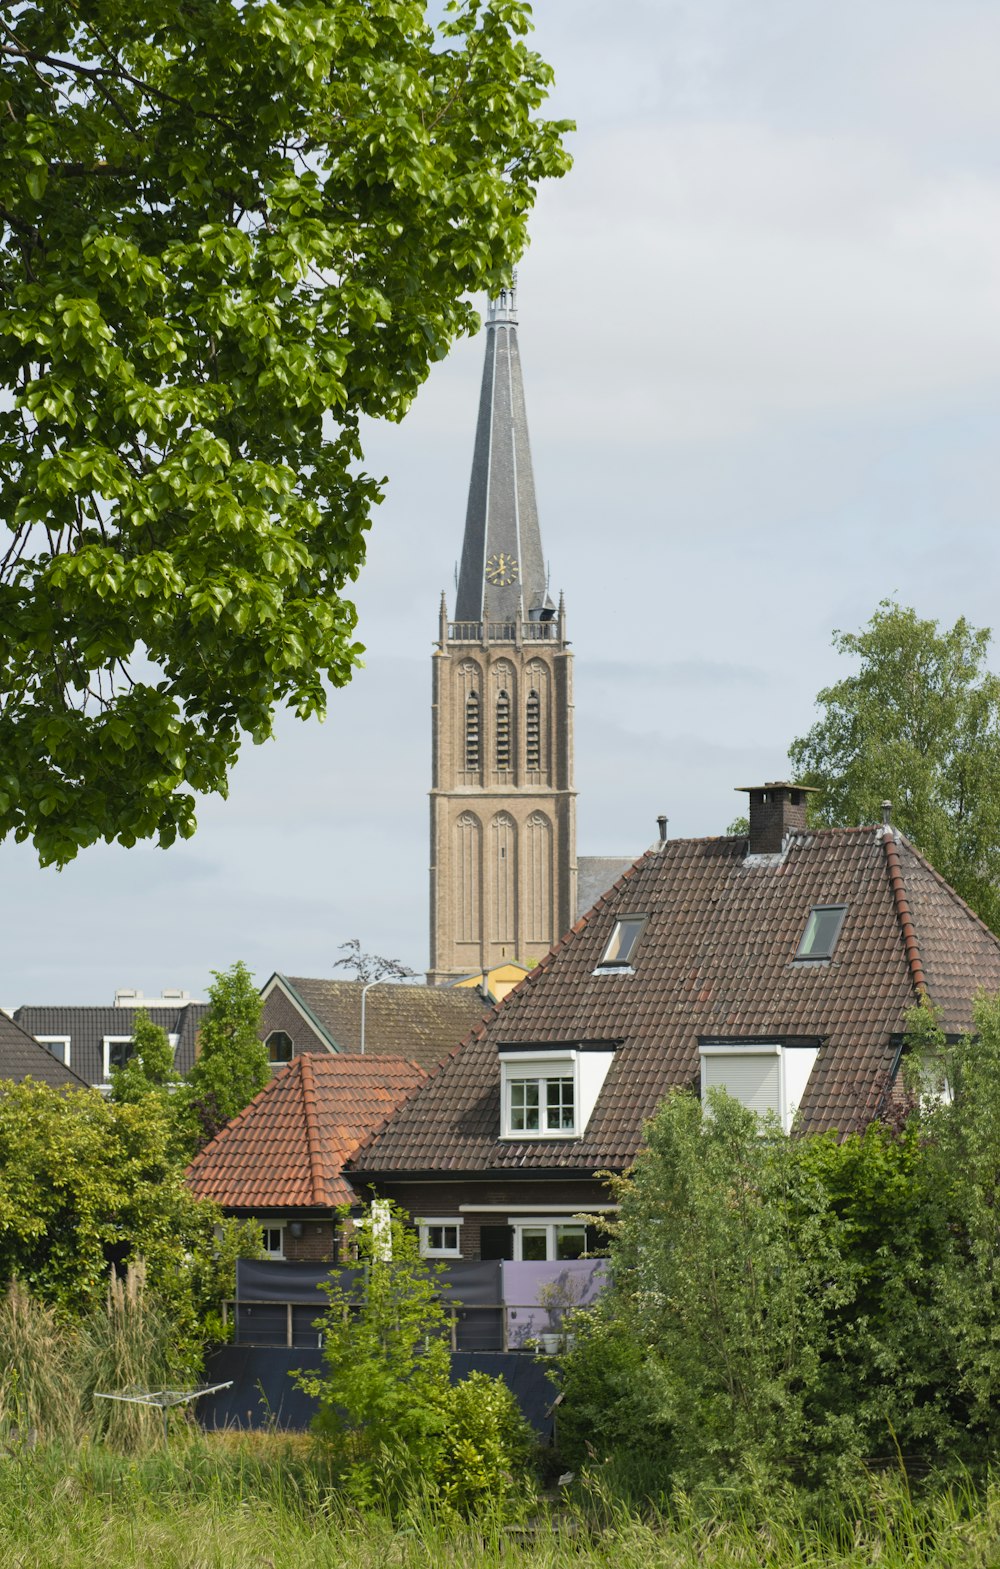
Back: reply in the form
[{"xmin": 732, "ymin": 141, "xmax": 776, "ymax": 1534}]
[
  {"xmin": 180, "ymin": 960, "xmax": 269, "ymax": 1149},
  {"xmin": 0, "ymin": 1078, "xmax": 251, "ymax": 1353},
  {"xmin": 789, "ymin": 601, "xmax": 1000, "ymax": 931},
  {"xmin": 108, "ymin": 1007, "xmax": 177, "ymax": 1105},
  {"xmin": 0, "ymin": 0, "xmax": 571, "ymax": 866}
]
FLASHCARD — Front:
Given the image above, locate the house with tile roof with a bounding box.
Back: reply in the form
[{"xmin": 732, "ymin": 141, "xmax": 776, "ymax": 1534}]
[
  {"xmin": 0, "ymin": 1011, "xmax": 91, "ymax": 1089},
  {"xmin": 258, "ymin": 974, "xmax": 488, "ymax": 1073},
  {"xmin": 186, "ymin": 1053, "xmax": 427, "ymax": 1263},
  {"xmin": 349, "ymin": 783, "xmax": 1000, "ymax": 1264},
  {"xmin": 14, "ymin": 992, "xmax": 207, "ymax": 1089}
]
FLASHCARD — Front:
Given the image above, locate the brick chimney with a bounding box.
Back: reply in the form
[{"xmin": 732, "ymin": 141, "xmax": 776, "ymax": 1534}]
[{"xmin": 736, "ymin": 781, "xmax": 817, "ymax": 855}]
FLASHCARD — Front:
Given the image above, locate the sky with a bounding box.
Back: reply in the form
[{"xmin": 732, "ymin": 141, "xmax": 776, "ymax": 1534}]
[{"xmin": 4, "ymin": 0, "xmax": 1000, "ymax": 1004}]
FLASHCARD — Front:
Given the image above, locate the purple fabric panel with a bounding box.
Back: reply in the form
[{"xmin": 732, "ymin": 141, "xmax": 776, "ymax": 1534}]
[{"xmin": 502, "ymin": 1260, "xmax": 609, "ymax": 1347}]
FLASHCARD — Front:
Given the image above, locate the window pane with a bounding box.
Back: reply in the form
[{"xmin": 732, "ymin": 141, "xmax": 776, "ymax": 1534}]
[
  {"xmin": 555, "ymin": 1226, "xmax": 586, "ymax": 1261},
  {"xmin": 109, "ymin": 1039, "xmax": 133, "ymax": 1071},
  {"xmin": 520, "ymin": 1227, "xmax": 548, "ymax": 1261},
  {"xmin": 426, "ymin": 1225, "xmax": 458, "ymax": 1252},
  {"xmin": 510, "ymin": 1080, "xmax": 540, "ymax": 1131},
  {"xmin": 796, "ymin": 905, "xmax": 847, "ymax": 959},
  {"xmin": 545, "ymin": 1076, "xmax": 575, "ymax": 1131},
  {"xmin": 600, "ymin": 917, "xmax": 646, "ymax": 966}
]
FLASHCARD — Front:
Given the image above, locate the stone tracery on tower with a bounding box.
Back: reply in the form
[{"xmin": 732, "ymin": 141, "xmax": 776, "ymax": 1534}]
[{"xmin": 428, "ymin": 282, "xmax": 577, "ymax": 985}]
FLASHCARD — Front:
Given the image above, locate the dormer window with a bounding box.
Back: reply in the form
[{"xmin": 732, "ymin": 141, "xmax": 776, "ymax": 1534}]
[
  {"xmin": 102, "ymin": 1035, "xmax": 134, "ymax": 1081},
  {"xmin": 795, "ymin": 905, "xmax": 847, "ymax": 961},
  {"xmin": 699, "ymin": 1038, "xmax": 820, "ymax": 1133},
  {"xmin": 597, "ymin": 916, "xmax": 647, "ymax": 970},
  {"xmin": 509, "ymin": 1070, "xmax": 575, "ymax": 1134},
  {"xmin": 499, "ymin": 1044, "xmax": 616, "ymax": 1140}
]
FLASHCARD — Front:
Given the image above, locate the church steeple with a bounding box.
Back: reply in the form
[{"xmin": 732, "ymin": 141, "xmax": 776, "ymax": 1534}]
[
  {"xmin": 455, "ymin": 279, "xmax": 551, "ymax": 625},
  {"xmin": 429, "ymin": 287, "xmax": 577, "ymax": 986}
]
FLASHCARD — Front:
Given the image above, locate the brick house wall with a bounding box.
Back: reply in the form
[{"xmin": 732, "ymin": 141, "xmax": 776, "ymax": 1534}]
[
  {"xmin": 259, "ymin": 988, "xmax": 330, "ymax": 1059},
  {"xmin": 283, "ymin": 1219, "xmax": 339, "ymax": 1263},
  {"xmin": 372, "ymin": 1175, "xmax": 609, "ymax": 1260}
]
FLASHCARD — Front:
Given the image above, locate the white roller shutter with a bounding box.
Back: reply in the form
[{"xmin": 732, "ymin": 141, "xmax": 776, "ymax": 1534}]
[{"xmin": 702, "ymin": 1051, "xmax": 781, "ymax": 1121}]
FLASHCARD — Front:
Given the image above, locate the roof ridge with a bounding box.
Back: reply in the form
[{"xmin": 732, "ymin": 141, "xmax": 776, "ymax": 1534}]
[
  {"xmin": 298, "ymin": 1051, "xmax": 328, "ymax": 1205},
  {"xmin": 883, "ymin": 830, "xmax": 927, "ymax": 999},
  {"xmin": 276, "ymin": 974, "xmax": 343, "ymax": 1053},
  {"xmin": 891, "ymin": 831, "xmax": 1000, "ymax": 950}
]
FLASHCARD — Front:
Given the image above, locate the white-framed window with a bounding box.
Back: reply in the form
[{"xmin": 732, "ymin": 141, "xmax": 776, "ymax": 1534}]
[
  {"xmin": 699, "ymin": 1041, "xmax": 819, "ymax": 1134},
  {"xmin": 509, "ymin": 1070, "xmax": 575, "ymax": 1134},
  {"xmin": 261, "ymin": 1224, "xmax": 286, "ymax": 1259},
  {"xmin": 266, "ymin": 1030, "xmax": 293, "ymax": 1064},
  {"xmin": 102, "ymin": 1035, "xmax": 134, "ymax": 1080},
  {"xmin": 512, "ymin": 1218, "xmax": 589, "ymax": 1262},
  {"xmin": 595, "ymin": 915, "xmax": 647, "ymax": 972},
  {"xmin": 499, "ymin": 1047, "xmax": 615, "ymax": 1140},
  {"xmin": 418, "ymin": 1218, "xmax": 463, "ymax": 1258},
  {"xmin": 36, "ymin": 1036, "xmax": 71, "ymax": 1066},
  {"xmin": 915, "ymin": 1054, "xmax": 953, "ymax": 1107}
]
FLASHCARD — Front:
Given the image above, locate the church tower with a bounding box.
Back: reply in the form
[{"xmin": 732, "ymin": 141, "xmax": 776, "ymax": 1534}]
[{"xmin": 429, "ymin": 284, "xmax": 576, "ymax": 985}]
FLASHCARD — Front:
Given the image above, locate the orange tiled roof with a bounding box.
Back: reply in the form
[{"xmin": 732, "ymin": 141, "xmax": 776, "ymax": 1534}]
[{"xmin": 185, "ymin": 1052, "xmax": 426, "ymax": 1210}]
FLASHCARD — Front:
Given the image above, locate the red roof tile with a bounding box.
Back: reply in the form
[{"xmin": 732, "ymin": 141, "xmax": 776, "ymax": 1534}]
[{"xmin": 186, "ymin": 1054, "xmax": 426, "ymax": 1210}]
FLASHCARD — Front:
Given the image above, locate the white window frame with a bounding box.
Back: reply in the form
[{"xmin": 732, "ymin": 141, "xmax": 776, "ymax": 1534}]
[
  {"xmin": 511, "ymin": 1217, "xmax": 589, "ymax": 1262},
  {"xmin": 916, "ymin": 1053, "xmax": 953, "ymax": 1107},
  {"xmin": 417, "ymin": 1218, "xmax": 464, "ymax": 1259},
  {"xmin": 260, "ymin": 1223, "xmax": 286, "ymax": 1260},
  {"xmin": 499, "ymin": 1047, "xmax": 615, "ymax": 1141},
  {"xmin": 102, "ymin": 1035, "xmax": 134, "ymax": 1081},
  {"xmin": 699, "ymin": 1041, "xmax": 819, "ymax": 1134},
  {"xmin": 36, "ymin": 1036, "xmax": 71, "ymax": 1067},
  {"xmin": 500, "ymin": 1050, "xmax": 578, "ymax": 1138}
]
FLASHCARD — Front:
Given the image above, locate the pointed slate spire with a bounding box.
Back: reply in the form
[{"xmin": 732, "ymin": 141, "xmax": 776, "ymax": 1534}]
[{"xmin": 454, "ymin": 280, "xmax": 551, "ymax": 624}]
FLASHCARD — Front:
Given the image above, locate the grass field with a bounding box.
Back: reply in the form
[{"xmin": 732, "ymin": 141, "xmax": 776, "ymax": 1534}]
[{"xmin": 1, "ymin": 1433, "xmax": 998, "ymax": 1569}]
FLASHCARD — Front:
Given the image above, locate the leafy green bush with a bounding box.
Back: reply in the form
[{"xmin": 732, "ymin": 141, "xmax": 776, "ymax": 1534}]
[
  {"xmin": 298, "ymin": 1202, "xmax": 537, "ymax": 1514},
  {"xmin": 557, "ymin": 994, "xmax": 1000, "ymax": 1492},
  {"xmin": 434, "ymin": 1369, "xmax": 536, "ymax": 1517}
]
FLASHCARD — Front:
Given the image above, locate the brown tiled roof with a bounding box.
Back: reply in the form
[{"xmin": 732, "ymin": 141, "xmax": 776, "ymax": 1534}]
[
  {"xmin": 0, "ymin": 1012, "xmax": 91, "ymax": 1089},
  {"xmin": 353, "ymin": 827, "xmax": 1000, "ymax": 1176},
  {"xmin": 280, "ymin": 977, "xmax": 489, "ymax": 1070},
  {"xmin": 185, "ymin": 1053, "xmax": 426, "ymax": 1210}
]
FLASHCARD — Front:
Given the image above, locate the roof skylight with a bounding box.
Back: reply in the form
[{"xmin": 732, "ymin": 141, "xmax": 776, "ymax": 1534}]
[
  {"xmin": 795, "ymin": 905, "xmax": 847, "ymax": 961},
  {"xmin": 598, "ymin": 916, "xmax": 647, "ymax": 969}
]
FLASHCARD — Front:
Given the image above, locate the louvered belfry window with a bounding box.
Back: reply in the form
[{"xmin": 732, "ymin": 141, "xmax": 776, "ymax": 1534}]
[
  {"xmin": 526, "ymin": 689, "xmax": 541, "ymax": 771},
  {"xmin": 496, "ymin": 689, "xmax": 511, "ymax": 770},
  {"xmin": 465, "ymin": 691, "xmax": 480, "ymax": 771}
]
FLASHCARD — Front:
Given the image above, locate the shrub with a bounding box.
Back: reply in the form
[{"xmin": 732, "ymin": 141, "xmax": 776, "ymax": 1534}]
[
  {"xmin": 433, "ymin": 1370, "xmax": 537, "ymax": 1517},
  {"xmin": 298, "ymin": 1202, "xmax": 537, "ymax": 1514}
]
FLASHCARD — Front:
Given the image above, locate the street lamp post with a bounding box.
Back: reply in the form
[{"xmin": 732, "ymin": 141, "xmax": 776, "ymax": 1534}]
[{"xmin": 358, "ymin": 973, "xmax": 412, "ymax": 1054}]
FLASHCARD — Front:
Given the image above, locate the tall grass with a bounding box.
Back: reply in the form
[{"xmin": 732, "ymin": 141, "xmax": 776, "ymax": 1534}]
[
  {"xmin": 0, "ymin": 1434, "xmax": 998, "ymax": 1568},
  {"xmin": 0, "ymin": 1264, "xmax": 182, "ymax": 1454},
  {"xmin": 77, "ymin": 1260, "xmax": 179, "ymax": 1448},
  {"xmin": 0, "ymin": 1281, "xmax": 81, "ymax": 1443}
]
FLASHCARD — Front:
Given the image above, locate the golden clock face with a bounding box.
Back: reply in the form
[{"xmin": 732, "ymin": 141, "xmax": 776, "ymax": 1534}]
[{"xmin": 485, "ymin": 551, "xmax": 519, "ymax": 587}]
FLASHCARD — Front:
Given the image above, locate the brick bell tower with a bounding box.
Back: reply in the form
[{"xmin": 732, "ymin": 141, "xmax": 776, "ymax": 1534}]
[{"xmin": 428, "ymin": 282, "xmax": 577, "ymax": 985}]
